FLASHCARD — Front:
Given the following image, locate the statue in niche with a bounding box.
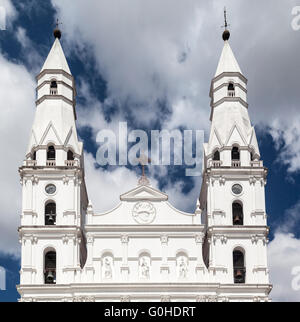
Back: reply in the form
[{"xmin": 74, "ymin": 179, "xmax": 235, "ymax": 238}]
[
  {"xmin": 103, "ymin": 257, "xmax": 112, "ymax": 279},
  {"xmin": 140, "ymin": 257, "xmax": 150, "ymax": 279},
  {"xmin": 178, "ymin": 256, "xmax": 188, "ymax": 278}
]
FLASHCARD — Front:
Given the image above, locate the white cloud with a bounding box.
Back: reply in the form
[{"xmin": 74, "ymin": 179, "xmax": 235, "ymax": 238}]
[
  {"xmin": 268, "ymin": 200, "xmax": 300, "ymax": 301},
  {"xmin": 84, "ymin": 152, "xmax": 143, "ymax": 213},
  {"xmin": 0, "ymin": 53, "xmax": 36, "ymax": 256},
  {"xmin": 0, "ymin": 0, "xmax": 17, "ymax": 28},
  {"xmin": 269, "ymin": 117, "xmax": 300, "ymax": 173},
  {"xmin": 15, "ymin": 27, "xmax": 43, "ymax": 73},
  {"xmin": 268, "ymin": 232, "xmax": 300, "ymax": 302}
]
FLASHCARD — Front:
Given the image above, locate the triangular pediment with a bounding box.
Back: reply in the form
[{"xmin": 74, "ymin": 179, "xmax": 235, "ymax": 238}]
[
  {"xmin": 39, "ymin": 121, "xmax": 63, "ymax": 146},
  {"xmin": 208, "ymin": 128, "xmax": 223, "ymax": 154},
  {"xmin": 225, "ymin": 123, "xmax": 247, "ymax": 146},
  {"xmin": 120, "ymin": 185, "xmax": 168, "ymax": 202},
  {"xmin": 63, "ymin": 127, "xmax": 80, "ymax": 154},
  {"xmin": 248, "ymin": 127, "xmax": 260, "ymax": 156}
]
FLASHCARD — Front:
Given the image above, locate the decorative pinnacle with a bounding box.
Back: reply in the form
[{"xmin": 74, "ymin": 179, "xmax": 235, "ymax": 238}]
[
  {"xmin": 53, "ymin": 18, "xmax": 62, "ymax": 39},
  {"xmin": 222, "ymin": 7, "xmax": 230, "ymax": 41}
]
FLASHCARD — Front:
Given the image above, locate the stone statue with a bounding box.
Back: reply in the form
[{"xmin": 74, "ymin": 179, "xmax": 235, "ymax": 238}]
[
  {"xmin": 140, "ymin": 257, "xmax": 150, "ymax": 278},
  {"xmin": 104, "ymin": 257, "xmax": 112, "ymax": 279},
  {"xmin": 178, "ymin": 257, "xmax": 188, "ymax": 278}
]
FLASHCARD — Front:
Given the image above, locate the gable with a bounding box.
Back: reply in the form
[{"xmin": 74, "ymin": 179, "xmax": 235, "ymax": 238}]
[
  {"xmin": 225, "ymin": 123, "xmax": 247, "ymax": 146},
  {"xmin": 120, "ymin": 185, "xmax": 168, "ymax": 202},
  {"xmin": 39, "ymin": 121, "xmax": 63, "ymax": 146}
]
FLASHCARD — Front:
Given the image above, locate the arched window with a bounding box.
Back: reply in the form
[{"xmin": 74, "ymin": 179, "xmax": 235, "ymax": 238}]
[
  {"xmin": 67, "ymin": 150, "xmax": 74, "ymax": 161},
  {"xmin": 45, "ymin": 202, "xmax": 56, "ymax": 225},
  {"xmin": 50, "ymin": 80, "xmax": 58, "ymax": 95},
  {"xmin": 213, "ymin": 150, "xmax": 220, "ymax": 161},
  {"xmin": 250, "ymin": 152, "xmax": 254, "ymax": 161},
  {"xmin": 228, "ymin": 82, "xmax": 235, "ymax": 97},
  {"xmin": 44, "ymin": 250, "xmax": 56, "ymax": 284},
  {"xmin": 32, "ymin": 151, "xmax": 36, "ymax": 161},
  {"xmin": 231, "ymin": 147, "xmax": 240, "ymax": 161},
  {"xmin": 47, "ymin": 146, "xmax": 56, "ymax": 160},
  {"xmin": 233, "ymin": 249, "xmax": 245, "ymax": 284},
  {"xmin": 232, "ymin": 202, "xmax": 243, "ymax": 225}
]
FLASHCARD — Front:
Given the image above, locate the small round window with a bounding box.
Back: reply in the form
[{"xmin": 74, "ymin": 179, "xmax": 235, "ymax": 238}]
[
  {"xmin": 232, "ymin": 184, "xmax": 243, "ymax": 195},
  {"xmin": 45, "ymin": 184, "xmax": 56, "ymax": 195}
]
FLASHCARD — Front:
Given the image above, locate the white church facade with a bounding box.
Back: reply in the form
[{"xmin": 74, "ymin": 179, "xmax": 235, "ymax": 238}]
[{"xmin": 17, "ymin": 24, "xmax": 272, "ymax": 302}]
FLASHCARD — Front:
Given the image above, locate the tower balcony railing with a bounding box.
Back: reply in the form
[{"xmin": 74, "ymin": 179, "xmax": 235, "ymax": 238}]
[
  {"xmin": 65, "ymin": 160, "xmax": 79, "ymax": 167},
  {"xmin": 250, "ymin": 160, "xmax": 263, "ymax": 167},
  {"xmin": 46, "ymin": 160, "xmax": 56, "ymax": 167},
  {"xmin": 234, "ymin": 267, "xmax": 246, "ymax": 284},
  {"xmin": 25, "ymin": 160, "xmax": 37, "ymax": 167},
  {"xmin": 228, "ymin": 90, "xmax": 235, "ymax": 97},
  {"xmin": 231, "ymin": 160, "xmax": 241, "ymax": 167},
  {"xmin": 50, "ymin": 89, "xmax": 58, "ymax": 95},
  {"xmin": 209, "ymin": 160, "xmax": 223, "ymax": 168}
]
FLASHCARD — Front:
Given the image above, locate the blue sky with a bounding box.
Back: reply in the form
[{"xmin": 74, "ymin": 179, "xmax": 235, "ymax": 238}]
[{"xmin": 0, "ymin": 0, "xmax": 300, "ymax": 301}]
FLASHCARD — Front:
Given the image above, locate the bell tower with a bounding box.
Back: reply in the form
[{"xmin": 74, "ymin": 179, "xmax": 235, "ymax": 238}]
[
  {"xmin": 200, "ymin": 11, "xmax": 271, "ymax": 301},
  {"xmin": 18, "ymin": 26, "xmax": 88, "ymax": 288}
]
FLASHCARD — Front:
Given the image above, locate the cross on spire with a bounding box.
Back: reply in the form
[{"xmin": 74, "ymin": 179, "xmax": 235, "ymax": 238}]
[
  {"xmin": 55, "ymin": 18, "xmax": 62, "ymax": 29},
  {"xmin": 221, "ymin": 7, "xmax": 231, "ymax": 41},
  {"xmin": 53, "ymin": 18, "xmax": 62, "ymax": 39},
  {"xmin": 137, "ymin": 153, "xmax": 151, "ymax": 186}
]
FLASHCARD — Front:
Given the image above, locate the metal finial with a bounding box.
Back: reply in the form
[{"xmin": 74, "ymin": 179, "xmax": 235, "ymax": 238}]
[
  {"xmin": 222, "ymin": 7, "xmax": 230, "ymax": 41},
  {"xmin": 53, "ymin": 18, "xmax": 62, "ymax": 39}
]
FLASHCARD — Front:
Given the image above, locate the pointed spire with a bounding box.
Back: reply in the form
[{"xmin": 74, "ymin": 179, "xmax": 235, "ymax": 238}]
[
  {"xmin": 40, "ymin": 20, "xmax": 70, "ymax": 74},
  {"xmin": 215, "ymin": 41, "xmax": 242, "ymax": 76},
  {"xmin": 40, "ymin": 38, "xmax": 71, "ymax": 74},
  {"xmin": 215, "ymin": 10, "xmax": 242, "ymax": 77}
]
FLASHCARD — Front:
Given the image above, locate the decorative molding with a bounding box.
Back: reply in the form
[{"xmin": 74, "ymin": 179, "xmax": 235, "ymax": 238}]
[
  {"xmin": 160, "ymin": 265, "xmax": 170, "ymax": 273},
  {"xmin": 62, "ymin": 175, "xmax": 70, "ymax": 185},
  {"xmin": 87, "ymin": 235, "xmax": 94, "ymax": 244},
  {"xmin": 161, "ymin": 295, "xmax": 171, "ymax": 302},
  {"xmin": 120, "ymin": 296, "xmax": 130, "ymax": 302},
  {"xmin": 121, "ymin": 235, "xmax": 129, "ymax": 244},
  {"xmin": 73, "ymin": 296, "xmax": 95, "ymax": 302},
  {"xmin": 195, "ymin": 233, "xmax": 204, "ymax": 244},
  {"xmin": 196, "ymin": 295, "xmax": 218, "ymax": 302},
  {"xmin": 160, "ymin": 235, "xmax": 168, "ymax": 244}
]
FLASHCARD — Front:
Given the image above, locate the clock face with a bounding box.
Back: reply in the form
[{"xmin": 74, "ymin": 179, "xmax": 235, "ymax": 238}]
[
  {"xmin": 45, "ymin": 184, "xmax": 56, "ymax": 195},
  {"xmin": 232, "ymin": 184, "xmax": 243, "ymax": 195}
]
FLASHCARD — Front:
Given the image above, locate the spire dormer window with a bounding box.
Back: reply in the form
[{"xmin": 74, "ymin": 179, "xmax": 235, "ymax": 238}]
[
  {"xmin": 67, "ymin": 150, "xmax": 74, "ymax": 161},
  {"xmin": 213, "ymin": 150, "xmax": 220, "ymax": 161},
  {"xmin": 47, "ymin": 145, "xmax": 56, "ymax": 160},
  {"xmin": 228, "ymin": 82, "xmax": 235, "ymax": 97},
  {"xmin": 231, "ymin": 147, "xmax": 240, "ymax": 160},
  {"xmin": 50, "ymin": 80, "xmax": 58, "ymax": 95},
  {"xmin": 231, "ymin": 147, "xmax": 240, "ymax": 167}
]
